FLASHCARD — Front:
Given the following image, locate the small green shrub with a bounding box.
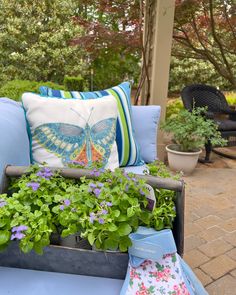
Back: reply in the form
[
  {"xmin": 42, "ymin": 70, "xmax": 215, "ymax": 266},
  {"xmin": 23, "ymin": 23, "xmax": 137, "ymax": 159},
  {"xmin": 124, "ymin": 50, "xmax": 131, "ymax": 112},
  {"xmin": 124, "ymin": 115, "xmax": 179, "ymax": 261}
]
[
  {"xmin": 161, "ymin": 107, "xmax": 227, "ymax": 152},
  {"xmin": 0, "ymin": 80, "xmax": 39, "ymax": 101},
  {"xmin": 64, "ymin": 75, "xmax": 84, "ymax": 91},
  {"xmin": 0, "ymin": 80, "xmax": 64, "ymax": 101},
  {"xmin": 166, "ymin": 99, "xmax": 184, "ymax": 119},
  {"xmin": 225, "ymin": 92, "xmax": 236, "ymax": 105}
]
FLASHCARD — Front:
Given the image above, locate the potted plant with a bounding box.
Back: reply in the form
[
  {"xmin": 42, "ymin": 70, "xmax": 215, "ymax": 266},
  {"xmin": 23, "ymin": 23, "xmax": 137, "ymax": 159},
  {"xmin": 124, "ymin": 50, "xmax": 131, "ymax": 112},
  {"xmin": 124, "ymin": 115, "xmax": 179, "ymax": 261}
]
[
  {"xmin": 0, "ymin": 163, "xmax": 177, "ymax": 254},
  {"xmin": 161, "ymin": 107, "xmax": 227, "ymax": 174}
]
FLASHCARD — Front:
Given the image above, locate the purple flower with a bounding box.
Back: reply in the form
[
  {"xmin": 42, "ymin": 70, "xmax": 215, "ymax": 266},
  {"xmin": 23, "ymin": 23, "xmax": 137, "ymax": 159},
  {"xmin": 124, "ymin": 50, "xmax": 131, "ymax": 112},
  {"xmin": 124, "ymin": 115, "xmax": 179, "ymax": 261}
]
[
  {"xmin": 139, "ymin": 189, "xmax": 145, "ymax": 196},
  {"xmin": 89, "ymin": 183, "xmax": 97, "ymax": 188},
  {"xmin": 100, "ymin": 201, "xmax": 106, "ymax": 206},
  {"xmin": 97, "ymin": 183, "xmax": 104, "ymax": 188},
  {"xmin": 125, "ymin": 184, "xmax": 129, "ymax": 192},
  {"xmin": 64, "ymin": 199, "xmax": 71, "ymax": 206},
  {"xmin": 11, "ymin": 232, "xmax": 25, "ymax": 240},
  {"xmin": 93, "ymin": 188, "xmax": 101, "ymax": 197},
  {"xmin": 59, "ymin": 205, "xmax": 65, "ymax": 211},
  {"xmin": 90, "ymin": 169, "xmax": 100, "ymax": 177},
  {"xmin": 36, "ymin": 171, "xmax": 43, "ymax": 177},
  {"xmin": 12, "ymin": 225, "xmax": 28, "ymax": 232},
  {"xmin": 0, "ymin": 200, "xmax": 7, "ymax": 208},
  {"xmin": 89, "ymin": 213, "xmax": 96, "ymax": 223},
  {"xmin": 132, "ymin": 178, "xmax": 137, "ymax": 182},
  {"xmin": 98, "ymin": 218, "xmax": 105, "ymax": 224},
  {"xmin": 27, "ymin": 182, "xmax": 40, "ymax": 191},
  {"xmin": 36, "ymin": 168, "xmax": 53, "ymax": 180},
  {"xmin": 101, "ymin": 209, "xmax": 108, "ymax": 215},
  {"xmin": 106, "ymin": 202, "xmax": 112, "ymax": 207}
]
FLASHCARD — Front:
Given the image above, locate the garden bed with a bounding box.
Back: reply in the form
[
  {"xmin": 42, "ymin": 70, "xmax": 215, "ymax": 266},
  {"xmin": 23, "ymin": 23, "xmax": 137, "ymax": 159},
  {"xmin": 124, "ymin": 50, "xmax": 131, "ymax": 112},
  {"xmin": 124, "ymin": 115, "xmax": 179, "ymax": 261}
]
[{"xmin": 0, "ymin": 165, "xmax": 185, "ymax": 279}]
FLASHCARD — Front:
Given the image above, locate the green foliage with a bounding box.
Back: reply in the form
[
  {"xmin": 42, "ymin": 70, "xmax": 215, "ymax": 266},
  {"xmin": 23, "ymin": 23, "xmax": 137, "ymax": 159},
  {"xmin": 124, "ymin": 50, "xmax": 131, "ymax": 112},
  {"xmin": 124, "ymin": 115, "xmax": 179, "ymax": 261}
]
[
  {"xmin": 225, "ymin": 92, "xmax": 236, "ymax": 105},
  {"xmin": 166, "ymin": 99, "xmax": 184, "ymax": 119},
  {"xmin": 91, "ymin": 52, "xmax": 140, "ymax": 90},
  {"xmin": 144, "ymin": 160, "xmax": 179, "ymax": 230},
  {"xmin": 0, "ymin": 0, "xmax": 86, "ymax": 84},
  {"xmin": 173, "ymin": 0, "xmax": 236, "ymax": 89},
  {"xmin": 63, "ymin": 75, "xmax": 85, "ymax": 91},
  {"xmin": 0, "ymin": 80, "xmax": 64, "ymax": 101},
  {"xmin": 0, "ymin": 164, "xmax": 176, "ymax": 254},
  {"xmin": 145, "ymin": 160, "xmax": 180, "ymax": 180},
  {"xmin": 169, "ymin": 57, "xmax": 233, "ymax": 94},
  {"xmin": 161, "ymin": 107, "xmax": 227, "ymax": 152}
]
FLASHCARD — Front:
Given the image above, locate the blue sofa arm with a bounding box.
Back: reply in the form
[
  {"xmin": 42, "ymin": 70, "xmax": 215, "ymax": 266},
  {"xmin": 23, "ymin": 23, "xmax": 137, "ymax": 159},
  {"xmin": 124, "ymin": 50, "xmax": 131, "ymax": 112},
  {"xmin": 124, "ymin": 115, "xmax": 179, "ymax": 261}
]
[
  {"xmin": 0, "ymin": 98, "xmax": 30, "ymax": 184},
  {"xmin": 131, "ymin": 105, "xmax": 161, "ymax": 163}
]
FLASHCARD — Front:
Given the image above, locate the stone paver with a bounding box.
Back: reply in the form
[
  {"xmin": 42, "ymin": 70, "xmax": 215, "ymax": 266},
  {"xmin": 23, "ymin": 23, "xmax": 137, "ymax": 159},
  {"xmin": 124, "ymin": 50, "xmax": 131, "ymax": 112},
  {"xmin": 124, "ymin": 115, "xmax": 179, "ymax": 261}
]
[
  {"xmin": 206, "ymin": 275, "xmax": 236, "ymax": 295},
  {"xmin": 183, "ymin": 166, "xmax": 236, "ymax": 294},
  {"xmin": 198, "ymin": 238, "xmax": 233, "ymax": 258},
  {"xmin": 184, "ymin": 234, "xmax": 206, "ymax": 252},
  {"xmin": 198, "ymin": 226, "xmax": 226, "ymax": 242},
  {"xmin": 221, "ymin": 218, "xmax": 236, "ymax": 232},
  {"xmin": 184, "ymin": 249, "xmax": 210, "ymax": 268},
  {"xmin": 224, "ymin": 231, "xmax": 236, "ymax": 246},
  {"xmin": 200, "ymin": 254, "xmax": 236, "ymax": 279},
  {"xmin": 193, "ymin": 268, "xmax": 213, "ymax": 286},
  {"xmin": 226, "ymin": 248, "xmax": 236, "ymax": 261},
  {"xmin": 194, "ymin": 215, "xmax": 222, "ymax": 229}
]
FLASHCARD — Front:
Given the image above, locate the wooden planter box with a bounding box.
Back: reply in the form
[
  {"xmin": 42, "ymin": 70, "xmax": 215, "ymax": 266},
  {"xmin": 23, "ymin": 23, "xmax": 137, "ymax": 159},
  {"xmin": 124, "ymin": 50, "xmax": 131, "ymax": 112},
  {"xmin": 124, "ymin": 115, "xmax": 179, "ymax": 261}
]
[{"xmin": 0, "ymin": 166, "xmax": 185, "ymax": 279}]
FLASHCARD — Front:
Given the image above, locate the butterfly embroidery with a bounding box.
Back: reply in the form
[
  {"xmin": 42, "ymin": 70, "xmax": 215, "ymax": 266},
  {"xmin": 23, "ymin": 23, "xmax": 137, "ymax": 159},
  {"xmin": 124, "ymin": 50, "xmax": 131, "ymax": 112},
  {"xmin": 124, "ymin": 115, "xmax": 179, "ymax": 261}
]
[{"xmin": 32, "ymin": 108, "xmax": 117, "ymax": 167}]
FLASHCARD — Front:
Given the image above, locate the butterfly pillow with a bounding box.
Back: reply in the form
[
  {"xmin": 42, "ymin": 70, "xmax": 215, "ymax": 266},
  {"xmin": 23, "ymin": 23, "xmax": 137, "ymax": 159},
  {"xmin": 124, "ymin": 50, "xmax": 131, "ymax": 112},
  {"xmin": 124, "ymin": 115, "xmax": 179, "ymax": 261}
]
[
  {"xmin": 22, "ymin": 93, "xmax": 119, "ymax": 170},
  {"xmin": 39, "ymin": 82, "xmax": 144, "ymax": 167}
]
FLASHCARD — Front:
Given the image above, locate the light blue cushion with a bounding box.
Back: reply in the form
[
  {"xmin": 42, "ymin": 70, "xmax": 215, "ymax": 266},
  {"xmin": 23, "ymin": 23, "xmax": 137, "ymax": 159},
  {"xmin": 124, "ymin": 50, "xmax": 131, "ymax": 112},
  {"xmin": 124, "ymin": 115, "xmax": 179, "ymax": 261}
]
[
  {"xmin": 131, "ymin": 106, "xmax": 161, "ymax": 163},
  {"xmin": 0, "ymin": 98, "xmax": 30, "ymax": 184},
  {"xmin": 123, "ymin": 164, "xmax": 148, "ymax": 175},
  {"xmin": 0, "ymin": 267, "xmax": 123, "ymax": 295}
]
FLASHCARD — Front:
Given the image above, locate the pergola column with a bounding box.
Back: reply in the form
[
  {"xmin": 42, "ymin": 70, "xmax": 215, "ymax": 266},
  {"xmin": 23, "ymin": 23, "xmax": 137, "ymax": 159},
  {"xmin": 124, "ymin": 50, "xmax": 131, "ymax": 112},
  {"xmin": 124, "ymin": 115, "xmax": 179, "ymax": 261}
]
[{"xmin": 142, "ymin": 0, "xmax": 175, "ymax": 161}]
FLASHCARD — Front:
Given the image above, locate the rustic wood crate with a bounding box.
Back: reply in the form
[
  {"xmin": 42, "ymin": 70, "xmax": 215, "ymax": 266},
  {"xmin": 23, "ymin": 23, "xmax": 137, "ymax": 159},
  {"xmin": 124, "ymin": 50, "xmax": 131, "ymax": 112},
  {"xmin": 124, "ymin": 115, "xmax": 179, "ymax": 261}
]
[{"xmin": 0, "ymin": 166, "xmax": 185, "ymax": 279}]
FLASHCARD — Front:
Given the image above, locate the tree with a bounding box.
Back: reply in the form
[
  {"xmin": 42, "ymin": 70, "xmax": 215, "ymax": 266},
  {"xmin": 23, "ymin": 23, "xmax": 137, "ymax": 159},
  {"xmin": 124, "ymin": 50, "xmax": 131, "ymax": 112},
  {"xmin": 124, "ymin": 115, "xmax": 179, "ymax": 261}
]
[
  {"xmin": 173, "ymin": 0, "xmax": 236, "ymax": 89},
  {"xmin": 0, "ymin": 0, "xmax": 85, "ymax": 84},
  {"xmin": 71, "ymin": 0, "xmax": 142, "ymax": 90}
]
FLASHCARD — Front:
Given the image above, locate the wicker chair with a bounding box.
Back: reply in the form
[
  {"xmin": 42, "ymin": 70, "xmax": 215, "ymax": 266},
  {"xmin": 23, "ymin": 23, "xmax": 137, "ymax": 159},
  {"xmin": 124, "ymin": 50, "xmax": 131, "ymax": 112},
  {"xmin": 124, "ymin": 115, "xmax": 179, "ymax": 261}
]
[{"xmin": 181, "ymin": 84, "xmax": 236, "ymax": 162}]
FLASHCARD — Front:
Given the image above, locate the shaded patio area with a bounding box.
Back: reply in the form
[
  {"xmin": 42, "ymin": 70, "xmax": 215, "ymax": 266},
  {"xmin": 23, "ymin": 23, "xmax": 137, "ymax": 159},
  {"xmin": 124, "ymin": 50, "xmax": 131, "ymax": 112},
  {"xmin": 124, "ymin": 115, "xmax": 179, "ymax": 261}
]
[{"xmin": 183, "ymin": 152, "xmax": 236, "ymax": 294}]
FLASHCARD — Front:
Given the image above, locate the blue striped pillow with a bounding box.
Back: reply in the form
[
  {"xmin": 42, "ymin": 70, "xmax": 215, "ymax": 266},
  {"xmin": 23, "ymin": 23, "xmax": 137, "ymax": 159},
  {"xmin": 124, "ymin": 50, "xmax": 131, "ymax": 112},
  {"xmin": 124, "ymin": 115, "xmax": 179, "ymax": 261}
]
[{"xmin": 39, "ymin": 82, "xmax": 144, "ymax": 167}]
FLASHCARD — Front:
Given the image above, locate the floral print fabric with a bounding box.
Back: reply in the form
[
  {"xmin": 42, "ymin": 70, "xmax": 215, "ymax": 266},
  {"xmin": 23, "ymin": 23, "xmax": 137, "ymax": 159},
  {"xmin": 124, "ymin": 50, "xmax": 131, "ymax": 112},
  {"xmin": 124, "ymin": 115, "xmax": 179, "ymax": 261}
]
[{"xmin": 125, "ymin": 254, "xmax": 190, "ymax": 295}]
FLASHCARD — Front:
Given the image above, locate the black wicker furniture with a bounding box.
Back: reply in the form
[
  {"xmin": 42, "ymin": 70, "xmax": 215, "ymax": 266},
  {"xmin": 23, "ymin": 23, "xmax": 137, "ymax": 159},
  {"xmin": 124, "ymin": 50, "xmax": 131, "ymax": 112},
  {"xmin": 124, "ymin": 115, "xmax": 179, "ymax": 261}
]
[{"xmin": 181, "ymin": 84, "xmax": 236, "ymax": 162}]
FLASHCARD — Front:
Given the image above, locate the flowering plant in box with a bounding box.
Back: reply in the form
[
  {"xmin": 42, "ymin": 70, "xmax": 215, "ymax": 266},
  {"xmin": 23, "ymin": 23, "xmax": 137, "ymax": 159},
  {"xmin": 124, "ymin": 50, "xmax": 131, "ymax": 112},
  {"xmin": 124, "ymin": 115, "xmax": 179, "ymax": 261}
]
[
  {"xmin": 0, "ymin": 166, "xmax": 83, "ymax": 254},
  {"xmin": 0, "ymin": 162, "xmax": 176, "ymax": 254}
]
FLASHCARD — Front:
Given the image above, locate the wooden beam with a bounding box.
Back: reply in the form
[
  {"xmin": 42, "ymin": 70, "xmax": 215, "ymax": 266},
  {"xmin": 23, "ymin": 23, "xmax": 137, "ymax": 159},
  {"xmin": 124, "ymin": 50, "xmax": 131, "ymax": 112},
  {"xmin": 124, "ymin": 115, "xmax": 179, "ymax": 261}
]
[{"xmin": 149, "ymin": 0, "xmax": 175, "ymax": 160}]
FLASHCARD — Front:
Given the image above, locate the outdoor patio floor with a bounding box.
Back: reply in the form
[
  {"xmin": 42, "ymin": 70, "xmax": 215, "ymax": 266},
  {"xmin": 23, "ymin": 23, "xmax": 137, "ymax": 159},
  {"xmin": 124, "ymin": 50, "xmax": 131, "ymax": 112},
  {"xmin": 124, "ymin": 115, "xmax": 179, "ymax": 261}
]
[{"xmin": 182, "ymin": 151, "xmax": 236, "ymax": 294}]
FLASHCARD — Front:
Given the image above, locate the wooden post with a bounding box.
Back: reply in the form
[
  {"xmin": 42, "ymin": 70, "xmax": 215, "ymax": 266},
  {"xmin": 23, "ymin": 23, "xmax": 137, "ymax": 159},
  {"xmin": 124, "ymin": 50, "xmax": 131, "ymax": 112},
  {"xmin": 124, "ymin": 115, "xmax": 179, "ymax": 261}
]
[
  {"xmin": 142, "ymin": 0, "xmax": 175, "ymax": 161},
  {"xmin": 151, "ymin": 0, "xmax": 175, "ymax": 161}
]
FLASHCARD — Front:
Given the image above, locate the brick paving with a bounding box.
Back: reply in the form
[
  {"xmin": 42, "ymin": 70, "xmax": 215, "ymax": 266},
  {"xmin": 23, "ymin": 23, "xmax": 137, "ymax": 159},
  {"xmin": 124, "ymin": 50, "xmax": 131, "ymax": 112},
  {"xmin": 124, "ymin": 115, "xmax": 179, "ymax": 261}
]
[{"xmin": 183, "ymin": 164, "xmax": 236, "ymax": 294}]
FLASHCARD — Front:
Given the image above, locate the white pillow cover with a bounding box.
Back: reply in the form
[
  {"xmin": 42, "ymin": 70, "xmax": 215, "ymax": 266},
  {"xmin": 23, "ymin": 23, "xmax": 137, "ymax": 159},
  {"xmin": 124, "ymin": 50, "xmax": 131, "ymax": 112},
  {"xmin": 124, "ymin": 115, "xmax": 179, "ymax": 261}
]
[{"xmin": 22, "ymin": 93, "xmax": 119, "ymax": 170}]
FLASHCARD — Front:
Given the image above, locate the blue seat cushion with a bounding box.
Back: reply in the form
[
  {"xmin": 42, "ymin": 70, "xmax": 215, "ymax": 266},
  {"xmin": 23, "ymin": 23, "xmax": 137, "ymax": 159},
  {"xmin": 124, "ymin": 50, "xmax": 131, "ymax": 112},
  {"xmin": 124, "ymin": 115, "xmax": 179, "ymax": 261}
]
[
  {"xmin": 0, "ymin": 98, "xmax": 30, "ymax": 182},
  {"xmin": 0, "ymin": 267, "xmax": 123, "ymax": 295}
]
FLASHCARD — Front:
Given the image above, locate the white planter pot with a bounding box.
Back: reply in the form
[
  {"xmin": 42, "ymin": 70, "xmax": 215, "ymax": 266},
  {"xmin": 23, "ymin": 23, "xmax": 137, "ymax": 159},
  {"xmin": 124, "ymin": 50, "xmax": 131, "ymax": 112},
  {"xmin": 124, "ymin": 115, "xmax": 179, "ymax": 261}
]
[{"xmin": 166, "ymin": 144, "xmax": 202, "ymax": 175}]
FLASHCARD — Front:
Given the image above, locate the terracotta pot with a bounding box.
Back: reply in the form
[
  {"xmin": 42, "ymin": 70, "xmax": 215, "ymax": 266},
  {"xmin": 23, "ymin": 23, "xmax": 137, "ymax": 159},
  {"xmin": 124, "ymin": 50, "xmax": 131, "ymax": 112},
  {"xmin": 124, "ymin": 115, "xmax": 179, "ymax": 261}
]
[{"xmin": 166, "ymin": 144, "xmax": 202, "ymax": 175}]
